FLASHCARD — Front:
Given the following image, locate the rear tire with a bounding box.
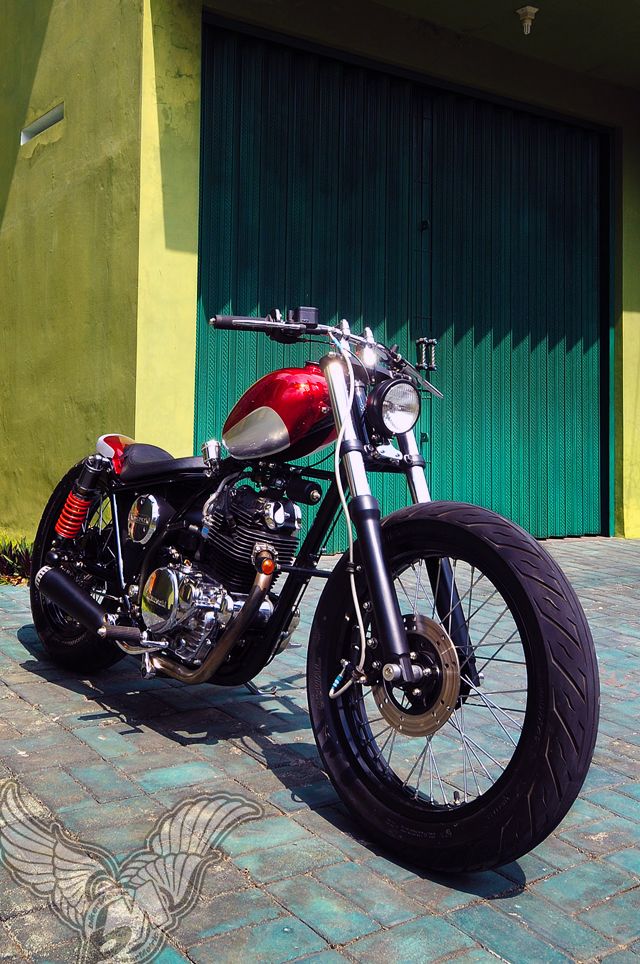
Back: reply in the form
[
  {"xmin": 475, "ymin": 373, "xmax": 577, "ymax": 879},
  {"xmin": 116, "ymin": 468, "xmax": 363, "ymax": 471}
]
[
  {"xmin": 307, "ymin": 502, "xmax": 599, "ymax": 872},
  {"xmin": 30, "ymin": 463, "xmax": 126, "ymax": 672}
]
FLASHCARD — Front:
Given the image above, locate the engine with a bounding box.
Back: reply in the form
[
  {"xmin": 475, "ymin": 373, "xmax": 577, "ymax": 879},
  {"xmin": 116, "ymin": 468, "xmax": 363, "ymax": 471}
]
[
  {"xmin": 127, "ymin": 480, "xmax": 301, "ymax": 664},
  {"xmin": 201, "ymin": 482, "xmax": 301, "ymax": 593}
]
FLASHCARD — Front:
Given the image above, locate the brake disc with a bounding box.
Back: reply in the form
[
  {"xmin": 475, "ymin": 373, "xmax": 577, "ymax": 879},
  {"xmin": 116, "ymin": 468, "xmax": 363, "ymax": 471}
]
[{"xmin": 371, "ymin": 614, "xmax": 461, "ymax": 737}]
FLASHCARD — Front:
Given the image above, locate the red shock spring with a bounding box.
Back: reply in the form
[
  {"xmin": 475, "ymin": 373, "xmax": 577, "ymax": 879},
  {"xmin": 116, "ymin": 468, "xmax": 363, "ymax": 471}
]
[{"xmin": 54, "ymin": 490, "xmax": 93, "ymax": 539}]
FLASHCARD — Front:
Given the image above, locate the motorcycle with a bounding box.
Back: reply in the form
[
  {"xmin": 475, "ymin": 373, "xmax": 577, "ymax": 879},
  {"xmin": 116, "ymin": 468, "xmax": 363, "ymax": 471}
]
[{"xmin": 30, "ymin": 306, "xmax": 599, "ymax": 872}]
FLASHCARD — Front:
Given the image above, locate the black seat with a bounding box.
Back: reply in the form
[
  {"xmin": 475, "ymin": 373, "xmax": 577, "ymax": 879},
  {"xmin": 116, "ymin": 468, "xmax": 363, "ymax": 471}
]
[{"xmin": 119, "ymin": 443, "xmax": 205, "ymax": 481}]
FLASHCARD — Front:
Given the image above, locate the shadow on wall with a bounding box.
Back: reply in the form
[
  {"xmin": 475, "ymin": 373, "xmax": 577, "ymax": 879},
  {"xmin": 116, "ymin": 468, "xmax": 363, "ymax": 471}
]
[
  {"xmin": 0, "ymin": 0, "xmax": 54, "ymax": 231},
  {"xmin": 150, "ymin": 0, "xmax": 200, "ymax": 254}
]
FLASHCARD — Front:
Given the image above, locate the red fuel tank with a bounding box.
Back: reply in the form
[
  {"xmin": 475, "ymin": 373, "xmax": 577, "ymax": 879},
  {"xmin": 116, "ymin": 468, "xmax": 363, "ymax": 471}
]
[{"xmin": 222, "ymin": 363, "xmax": 336, "ymax": 461}]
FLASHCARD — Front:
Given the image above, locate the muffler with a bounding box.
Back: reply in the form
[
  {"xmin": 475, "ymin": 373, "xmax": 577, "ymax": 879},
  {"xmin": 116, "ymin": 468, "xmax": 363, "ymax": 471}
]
[
  {"xmin": 35, "ymin": 565, "xmax": 273, "ymax": 683},
  {"xmin": 34, "ymin": 566, "xmax": 143, "ymax": 645}
]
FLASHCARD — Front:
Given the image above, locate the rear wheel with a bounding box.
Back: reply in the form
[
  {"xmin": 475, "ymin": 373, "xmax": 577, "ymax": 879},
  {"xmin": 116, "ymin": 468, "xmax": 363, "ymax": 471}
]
[
  {"xmin": 30, "ymin": 464, "xmax": 126, "ymax": 672},
  {"xmin": 307, "ymin": 502, "xmax": 599, "ymax": 872}
]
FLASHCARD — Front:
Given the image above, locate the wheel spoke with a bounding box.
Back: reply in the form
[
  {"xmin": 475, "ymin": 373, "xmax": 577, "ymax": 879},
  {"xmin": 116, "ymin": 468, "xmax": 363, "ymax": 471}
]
[{"xmin": 340, "ymin": 551, "xmax": 528, "ymax": 810}]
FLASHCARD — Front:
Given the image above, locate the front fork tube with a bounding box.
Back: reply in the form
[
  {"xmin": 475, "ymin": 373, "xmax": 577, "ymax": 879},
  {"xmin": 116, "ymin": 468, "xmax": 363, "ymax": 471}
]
[
  {"xmin": 397, "ymin": 431, "xmax": 480, "ymax": 687},
  {"xmin": 321, "ymin": 354, "xmax": 415, "ymax": 683}
]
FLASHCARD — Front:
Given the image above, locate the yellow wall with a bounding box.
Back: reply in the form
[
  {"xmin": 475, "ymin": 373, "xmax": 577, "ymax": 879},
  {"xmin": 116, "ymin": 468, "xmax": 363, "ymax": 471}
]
[
  {"xmin": 619, "ymin": 130, "xmax": 640, "ymax": 535},
  {"xmin": 134, "ymin": 0, "xmax": 201, "ymax": 454},
  {"xmin": 0, "ymin": 0, "xmax": 142, "ymax": 538}
]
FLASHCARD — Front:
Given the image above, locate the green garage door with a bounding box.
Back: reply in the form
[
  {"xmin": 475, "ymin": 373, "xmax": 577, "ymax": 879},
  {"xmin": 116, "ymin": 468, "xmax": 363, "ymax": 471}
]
[{"xmin": 195, "ymin": 23, "xmax": 608, "ymax": 540}]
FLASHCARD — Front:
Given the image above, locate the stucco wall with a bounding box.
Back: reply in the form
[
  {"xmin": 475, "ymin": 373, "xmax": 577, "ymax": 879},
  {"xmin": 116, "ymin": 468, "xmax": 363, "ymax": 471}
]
[
  {"xmin": 0, "ymin": 0, "xmax": 142, "ymax": 538},
  {"xmin": 135, "ymin": 0, "xmax": 200, "ymax": 455},
  {"xmin": 2, "ymin": 0, "xmax": 638, "ymax": 538}
]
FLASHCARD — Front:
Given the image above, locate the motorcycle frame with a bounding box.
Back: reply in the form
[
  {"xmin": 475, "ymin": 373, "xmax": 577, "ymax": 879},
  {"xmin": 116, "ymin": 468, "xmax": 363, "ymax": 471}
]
[{"xmin": 101, "ymin": 343, "xmax": 472, "ymax": 684}]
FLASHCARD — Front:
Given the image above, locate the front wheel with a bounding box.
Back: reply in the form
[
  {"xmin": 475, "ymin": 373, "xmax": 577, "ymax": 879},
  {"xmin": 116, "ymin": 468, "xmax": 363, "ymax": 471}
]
[{"xmin": 307, "ymin": 502, "xmax": 599, "ymax": 872}]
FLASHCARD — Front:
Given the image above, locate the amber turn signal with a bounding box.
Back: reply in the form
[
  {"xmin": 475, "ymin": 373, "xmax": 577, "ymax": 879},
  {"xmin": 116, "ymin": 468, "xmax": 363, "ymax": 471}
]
[{"xmin": 260, "ymin": 557, "xmax": 276, "ymax": 575}]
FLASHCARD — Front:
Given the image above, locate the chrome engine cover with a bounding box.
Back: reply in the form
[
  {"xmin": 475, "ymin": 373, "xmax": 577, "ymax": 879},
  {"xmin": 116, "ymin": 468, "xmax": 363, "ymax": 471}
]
[
  {"xmin": 141, "ymin": 566, "xmax": 233, "ymax": 637},
  {"xmin": 140, "ymin": 558, "xmax": 273, "ymax": 664},
  {"xmin": 141, "ymin": 567, "xmax": 180, "ymax": 632}
]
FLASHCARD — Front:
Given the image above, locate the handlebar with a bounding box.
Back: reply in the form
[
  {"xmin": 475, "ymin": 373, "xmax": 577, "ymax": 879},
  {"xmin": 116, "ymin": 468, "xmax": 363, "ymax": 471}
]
[
  {"xmin": 211, "ymin": 315, "xmax": 306, "ymax": 335},
  {"xmin": 209, "ymin": 309, "xmax": 443, "ymax": 397}
]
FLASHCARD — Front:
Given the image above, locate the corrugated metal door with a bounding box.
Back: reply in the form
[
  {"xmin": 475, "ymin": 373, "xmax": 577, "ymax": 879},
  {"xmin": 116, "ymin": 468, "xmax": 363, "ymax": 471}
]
[{"xmin": 196, "ymin": 24, "xmax": 606, "ymax": 540}]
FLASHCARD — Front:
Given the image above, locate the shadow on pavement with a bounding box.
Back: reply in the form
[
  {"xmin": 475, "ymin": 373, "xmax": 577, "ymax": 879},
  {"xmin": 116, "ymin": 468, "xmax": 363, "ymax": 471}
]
[{"xmin": 15, "ymin": 622, "xmax": 526, "ymax": 898}]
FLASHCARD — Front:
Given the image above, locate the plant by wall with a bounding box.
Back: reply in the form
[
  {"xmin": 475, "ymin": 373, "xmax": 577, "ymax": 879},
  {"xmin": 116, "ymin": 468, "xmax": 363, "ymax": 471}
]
[{"xmin": 0, "ymin": 538, "xmax": 32, "ymax": 585}]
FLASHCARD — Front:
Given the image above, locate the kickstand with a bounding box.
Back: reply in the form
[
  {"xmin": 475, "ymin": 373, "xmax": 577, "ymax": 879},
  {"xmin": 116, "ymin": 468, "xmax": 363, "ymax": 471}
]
[{"xmin": 244, "ymin": 680, "xmax": 278, "ymax": 696}]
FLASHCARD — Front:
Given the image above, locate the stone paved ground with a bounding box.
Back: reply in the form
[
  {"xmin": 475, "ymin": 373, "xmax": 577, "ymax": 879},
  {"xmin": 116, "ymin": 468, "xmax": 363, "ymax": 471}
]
[{"xmin": 0, "ymin": 537, "xmax": 638, "ymax": 963}]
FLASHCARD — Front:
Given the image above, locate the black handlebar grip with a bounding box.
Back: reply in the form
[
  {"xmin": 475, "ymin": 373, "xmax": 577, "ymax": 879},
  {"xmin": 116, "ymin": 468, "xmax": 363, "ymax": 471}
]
[{"xmin": 210, "ymin": 315, "xmax": 270, "ymax": 330}]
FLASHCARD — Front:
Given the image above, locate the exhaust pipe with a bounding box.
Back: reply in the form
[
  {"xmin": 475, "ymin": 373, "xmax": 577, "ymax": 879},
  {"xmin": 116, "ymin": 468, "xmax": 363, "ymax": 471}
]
[
  {"xmin": 35, "ymin": 566, "xmax": 143, "ymax": 646},
  {"xmin": 148, "ymin": 570, "xmax": 273, "ymax": 685},
  {"xmin": 35, "ymin": 565, "xmax": 273, "ymax": 684}
]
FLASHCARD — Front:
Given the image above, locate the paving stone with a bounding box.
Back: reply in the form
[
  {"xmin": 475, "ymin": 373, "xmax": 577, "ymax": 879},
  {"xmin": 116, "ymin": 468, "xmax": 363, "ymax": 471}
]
[
  {"xmin": 575, "ymin": 886, "xmax": 640, "ymax": 943},
  {"xmin": 1, "ymin": 539, "xmax": 640, "ymax": 962},
  {"xmin": 57, "ymin": 796, "xmax": 165, "ymax": 856},
  {"xmin": 196, "ymin": 859, "xmax": 250, "ymax": 901},
  {"xmin": 588, "ymin": 788, "xmax": 640, "ymax": 823},
  {"xmin": 74, "ymin": 722, "xmax": 137, "ymax": 758},
  {"xmin": 315, "ymin": 861, "xmax": 424, "ymax": 926},
  {"xmin": 132, "ymin": 760, "xmax": 220, "ymax": 793},
  {"xmin": 530, "ymin": 835, "xmax": 590, "ymax": 871},
  {"xmin": 292, "ymin": 952, "xmax": 350, "ymax": 963},
  {"xmin": 269, "ymin": 779, "xmax": 340, "ymax": 813},
  {"xmin": 496, "ymin": 852, "xmax": 560, "ymax": 885},
  {"xmin": 363, "ymin": 854, "xmax": 421, "ymax": 884},
  {"xmin": 150, "ymin": 946, "xmax": 193, "ymax": 964},
  {"xmin": 175, "ymin": 887, "xmax": 282, "ymax": 944},
  {"xmin": 0, "ymin": 924, "xmax": 22, "ymax": 961},
  {"xmin": 28, "ymin": 943, "xmax": 79, "ymax": 964},
  {"xmin": 347, "ymin": 916, "xmax": 476, "ymax": 962},
  {"xmin": 531, "ymin": 860, "xmax": 631, "ymax": 912},
  {"xmin": 491, "ymin": 889, "xmax": 615, "ymax": 959},
  {"xmin": 401, "ymin": 870, "xmax": 519, "ymax": 912},
  {"xmin": 558, "ymin": 815, "xmax": 640, "ymax": 856},
  {"xmin": 232, "ymin": 836, "xmax": 346, "ymax": 882},
  {"xmin": 616, "ymin": 782, "xmax": 640, "ymax": 803},
  {"xmin": 291, "ymin": 807, "xmax": 376, "ymax": 862},
  {"xmin": 598, "ymin": 949, "xmax": 640, "ymax": 964},
  {"xmin": 68, "ymin": 761, "xmax": 141, "ymax": 802},
  {"xmin": 4, "ymin": 906, "xmax": 76, "ymax": 955},
  {"xmin": 605, "ymin": 847, "xmax": 640, "ymax": 878},
  {"xmin": 556, "ymin": 795, "xmax": 612, "ymax": 831},
  {"xmin": 15, "ymin": 765, "xmax": 88, "ymax": 811},
  {"xmin": 449, "ymin": 903, "xmax": 572, "ymax": 963},
  {"xmin": 187, "ymin": 915, "xmax": 328, "ymax": 963},
  {"xmin": 267, "ymin": 875, "xmax": 379, "ymax": 944},
  {"xmin": 433, "ymin": 950, "xmax": 503, "ymax": 962},
  {"xmin": 221, "ymin": 814, "xmax": 312, "ymax": 856}
]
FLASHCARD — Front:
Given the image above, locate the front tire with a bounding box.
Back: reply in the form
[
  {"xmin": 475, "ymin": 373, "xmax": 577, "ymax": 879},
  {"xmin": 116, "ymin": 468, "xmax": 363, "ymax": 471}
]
[
  {"xmin": 307, "ymin": 502, "xmax": 599, "ymax": 872},
  {"xmin": 30, "ymin": 463, "xmax": 126, "ymax": 672}
]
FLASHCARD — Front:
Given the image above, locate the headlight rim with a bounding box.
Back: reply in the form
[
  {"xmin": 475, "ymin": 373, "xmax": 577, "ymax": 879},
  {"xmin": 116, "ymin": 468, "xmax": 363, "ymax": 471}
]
[{"xmin": 366, "ymin": 377, "xmax": 421, "ymax": 438}]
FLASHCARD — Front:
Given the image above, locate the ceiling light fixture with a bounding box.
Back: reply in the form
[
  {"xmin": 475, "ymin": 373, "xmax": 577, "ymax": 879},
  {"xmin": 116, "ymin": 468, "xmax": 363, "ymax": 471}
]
[{"xmin": 516, "ymin": 5, "xmax": 539, "ymax": 35}]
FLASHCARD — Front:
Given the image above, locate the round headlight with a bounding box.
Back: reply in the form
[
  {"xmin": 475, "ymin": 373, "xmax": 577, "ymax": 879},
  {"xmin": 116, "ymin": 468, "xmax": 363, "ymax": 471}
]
[{"xmin": 367, "ymin": 380, "xmax": 421, "ymax": 437}]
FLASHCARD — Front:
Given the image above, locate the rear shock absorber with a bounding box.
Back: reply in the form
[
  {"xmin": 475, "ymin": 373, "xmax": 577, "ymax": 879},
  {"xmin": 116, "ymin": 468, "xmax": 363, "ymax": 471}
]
[{"xmin": 54, "ymin": 455, "xmax": 111, "ymax": 539}]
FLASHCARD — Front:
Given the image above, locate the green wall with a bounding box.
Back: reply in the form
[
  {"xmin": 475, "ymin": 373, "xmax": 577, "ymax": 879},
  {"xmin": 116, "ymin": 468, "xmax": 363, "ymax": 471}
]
[
  {"xmin": 0, "ymin": 0, "xmax": 142, "ymax": 539},
  {"xmin": 190, "ymin": 0, "xmax": 640, "ymax": 536}
]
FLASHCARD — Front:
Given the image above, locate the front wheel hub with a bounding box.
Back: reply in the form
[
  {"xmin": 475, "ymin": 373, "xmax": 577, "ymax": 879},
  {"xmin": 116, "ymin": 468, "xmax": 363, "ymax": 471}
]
[{"xmin": 371, "ymin": 614, "xmax": 460, "ymax": 737}]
